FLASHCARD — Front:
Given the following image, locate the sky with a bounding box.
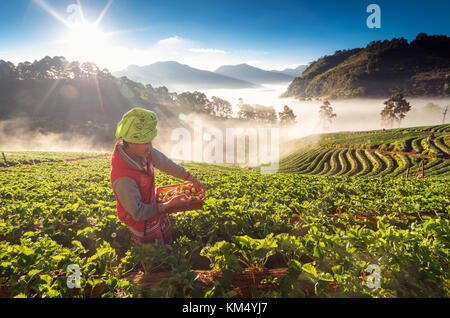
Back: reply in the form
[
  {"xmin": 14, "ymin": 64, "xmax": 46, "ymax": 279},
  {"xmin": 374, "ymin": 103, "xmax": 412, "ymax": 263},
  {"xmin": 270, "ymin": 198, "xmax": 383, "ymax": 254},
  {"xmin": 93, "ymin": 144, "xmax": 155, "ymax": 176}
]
[{"xmin": 0, "ymin": 0, "xmax": 449, "ymax": 72}]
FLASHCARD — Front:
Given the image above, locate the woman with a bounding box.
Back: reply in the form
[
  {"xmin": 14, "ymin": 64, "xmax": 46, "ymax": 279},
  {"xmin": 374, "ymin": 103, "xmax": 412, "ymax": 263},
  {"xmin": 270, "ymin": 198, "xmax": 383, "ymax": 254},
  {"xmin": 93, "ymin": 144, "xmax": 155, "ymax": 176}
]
[{"xmin": 110, "ymin": 107, "xmax": 206, "ymax": 244}]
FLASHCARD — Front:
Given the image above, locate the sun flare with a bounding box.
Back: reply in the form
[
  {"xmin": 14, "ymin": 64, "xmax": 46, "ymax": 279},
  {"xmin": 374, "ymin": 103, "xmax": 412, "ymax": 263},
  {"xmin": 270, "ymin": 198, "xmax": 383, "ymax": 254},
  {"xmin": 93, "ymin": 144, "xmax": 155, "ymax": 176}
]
[{"xmin": 65, "ymin": 23, "xmax": 111, "ymax": 61}]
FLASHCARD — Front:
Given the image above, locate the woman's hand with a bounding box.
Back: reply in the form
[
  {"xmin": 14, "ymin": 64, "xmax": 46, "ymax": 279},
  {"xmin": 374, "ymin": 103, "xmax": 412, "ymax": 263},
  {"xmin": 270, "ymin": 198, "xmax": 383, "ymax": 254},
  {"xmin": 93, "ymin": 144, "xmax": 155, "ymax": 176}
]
[
  {"xmin": 187, "ymin": 175, "xmax": 206, "ymax": 194},
  {"xmin": 161, "ymin": 194, "xmax": 186, "ymax": 214}
]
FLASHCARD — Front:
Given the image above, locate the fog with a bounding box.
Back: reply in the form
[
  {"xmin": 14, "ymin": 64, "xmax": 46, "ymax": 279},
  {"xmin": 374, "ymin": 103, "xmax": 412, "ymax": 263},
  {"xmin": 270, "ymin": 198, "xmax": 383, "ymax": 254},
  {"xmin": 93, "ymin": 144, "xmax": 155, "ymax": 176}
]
[
  {"xmin": 1, "ymin": 83, "xmax": 448, "ymax": 167},
  {"xmin": 201, "ymin": 83, "xmax": 449, "ymax": 134},
  {"xmin": 0, "ymin": 117, "xmax": 110, "ymax": 153},
  {"xmin": 165, "ymin": 83, "xmax": 450, "ymax": 166}
]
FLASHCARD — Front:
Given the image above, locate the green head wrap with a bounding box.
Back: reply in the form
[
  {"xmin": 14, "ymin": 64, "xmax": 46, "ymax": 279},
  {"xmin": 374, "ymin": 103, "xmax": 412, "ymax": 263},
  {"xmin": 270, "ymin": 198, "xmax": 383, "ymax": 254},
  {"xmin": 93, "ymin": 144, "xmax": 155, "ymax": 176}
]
[{"xmin": 115, "ymin": 108, "xmax": 158, "ymax": 143}]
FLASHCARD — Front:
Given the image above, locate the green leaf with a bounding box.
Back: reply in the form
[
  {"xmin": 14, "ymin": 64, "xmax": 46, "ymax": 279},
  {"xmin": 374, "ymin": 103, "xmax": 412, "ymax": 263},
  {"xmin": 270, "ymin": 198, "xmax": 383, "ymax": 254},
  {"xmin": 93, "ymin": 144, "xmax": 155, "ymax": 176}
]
[
  {"xmin": 332, "ymin": 265, "xmax": 343, "ymax": 275},
  {"xmin": 302, "ymin": 263, "xmax": 317, "ymax": 277},
  {"xmin": 51, "ymin": 255, "xmax": 65, "ymax": 262},
  {"xmin": 71, "ymin": 240, "xmax": 85, "ymax": 250},
  {"xmin": 46, "ymin": 289, "xmax": 62, "ymax": 298},
  {"xmin": 21, "ymin": 247, "xmax": 35, "ymax": 257},
  {"xmin": 27, "ymin": 269, "xmax": 42, "ymax": 278},
  {"xmin": 0, "ymin": 261, "xmax": 12, "ymax": 268},
  {"xmin": 287, "ymin": 259, "xmax": 302, "ymax": 271},
  {"xmin": 319, "ymin": 273, "xmax": 334, "ymax": 282},
  {"xmin": 313, "ymin": 245, "xmax": 321, "ymax": 258},
  {"xmin": 39, "ymin": 274, "xmax": 53, "ymax": 285}
]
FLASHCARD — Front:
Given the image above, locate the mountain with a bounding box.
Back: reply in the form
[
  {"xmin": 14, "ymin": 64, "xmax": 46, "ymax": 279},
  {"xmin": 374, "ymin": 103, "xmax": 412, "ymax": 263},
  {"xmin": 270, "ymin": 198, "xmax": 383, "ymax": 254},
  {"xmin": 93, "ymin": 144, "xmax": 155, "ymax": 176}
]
[
  {"xmin": 274, "ymin": 65, "xmax": 308, "ymax": 77},
  {"xmin": 113, "ymin": 61, "xmax": 258, "ymax": 90},
  {"xmin": 0, "ymin": 57, "xmax": 185, "ymax": 147},
  {"xmin": 0, "ymin": 56, "xmax": 252, "ymax": 149},
  {"xmin": 214, "ymin": 63, "xmax": 294, "ymax": 84},
  {"xmin": 282, "ymin": 33, "xmax": 450, "ymax": 100}
]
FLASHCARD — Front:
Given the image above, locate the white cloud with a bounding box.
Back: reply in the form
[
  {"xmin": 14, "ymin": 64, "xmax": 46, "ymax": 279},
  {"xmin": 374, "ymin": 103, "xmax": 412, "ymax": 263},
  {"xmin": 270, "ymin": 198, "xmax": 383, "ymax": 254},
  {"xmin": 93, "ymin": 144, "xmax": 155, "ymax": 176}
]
[
  {"xmin": 2, "ymin": 34, "xmax": 308, "ymax": 73},
  {"xmin": 105, "ymin": 36, "xmax": 241, "ymax": 71},
  {"xmin": 189, "ymin": 48, "xmax": 227, "ymax": 54},
  {"xmin": 157, "ymin": 35, "xmax": 184, "ymax": 44}
]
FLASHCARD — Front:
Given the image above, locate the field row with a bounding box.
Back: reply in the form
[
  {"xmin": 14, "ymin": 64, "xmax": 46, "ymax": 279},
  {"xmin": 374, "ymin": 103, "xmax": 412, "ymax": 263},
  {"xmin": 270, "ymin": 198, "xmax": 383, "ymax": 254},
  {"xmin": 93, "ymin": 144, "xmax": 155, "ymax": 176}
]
[
  {"xmin": 0, "ymin": 151, "xmax": 109, "ymax": 167},
  {"xmin": 300, "ymin": 124, "xmax": 450, "ymax": 153},
  {"xmin": 279, "ymin": 147, "xmax": 450, "ymax": 177}
]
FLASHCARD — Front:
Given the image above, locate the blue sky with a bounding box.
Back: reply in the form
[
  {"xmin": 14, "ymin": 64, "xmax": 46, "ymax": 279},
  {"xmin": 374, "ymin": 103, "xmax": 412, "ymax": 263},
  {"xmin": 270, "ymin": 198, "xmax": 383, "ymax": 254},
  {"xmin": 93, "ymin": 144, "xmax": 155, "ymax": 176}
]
[{"xmin": 0, "ymin": 0, "xmax": 449, "ymax": 71}]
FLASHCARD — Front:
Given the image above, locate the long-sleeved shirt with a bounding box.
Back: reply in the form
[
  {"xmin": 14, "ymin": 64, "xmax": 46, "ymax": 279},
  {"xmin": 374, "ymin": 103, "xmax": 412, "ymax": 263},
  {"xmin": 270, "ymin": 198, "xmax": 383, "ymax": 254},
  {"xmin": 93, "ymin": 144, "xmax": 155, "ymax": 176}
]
[{"xmin": 112, "ymin": 144, "xmax": 190, "ymax": 221}]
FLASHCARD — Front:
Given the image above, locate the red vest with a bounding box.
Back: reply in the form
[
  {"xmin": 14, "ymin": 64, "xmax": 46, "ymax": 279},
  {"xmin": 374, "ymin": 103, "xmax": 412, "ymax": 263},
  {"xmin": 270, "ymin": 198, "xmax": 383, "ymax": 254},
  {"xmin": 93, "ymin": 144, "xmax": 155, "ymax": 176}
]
[{"xmin": 110, "ymin": 142, "xmax": 172, "ymax": 244}]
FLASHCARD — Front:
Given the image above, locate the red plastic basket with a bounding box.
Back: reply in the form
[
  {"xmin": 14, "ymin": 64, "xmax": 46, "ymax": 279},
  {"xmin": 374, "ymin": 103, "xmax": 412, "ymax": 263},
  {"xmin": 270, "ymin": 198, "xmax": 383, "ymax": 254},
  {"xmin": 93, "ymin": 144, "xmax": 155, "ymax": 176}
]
[{"xmin": 156, "ymin": 181, "xmax": 205, "ymax": 213}]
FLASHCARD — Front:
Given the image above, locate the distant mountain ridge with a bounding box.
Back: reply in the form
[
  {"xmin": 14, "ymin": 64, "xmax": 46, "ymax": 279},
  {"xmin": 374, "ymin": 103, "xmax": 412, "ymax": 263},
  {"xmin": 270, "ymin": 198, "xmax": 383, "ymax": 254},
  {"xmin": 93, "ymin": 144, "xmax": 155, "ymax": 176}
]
[
  {"xmin": 273, "ymin": 65, "xmax": 308, "ymax": 77},
  {"xmin": 214, "ymin": 63, "xmax": 295, "ymax": 84},
  {"xmin": 0, "ymin": 56, "xmax": 251, "ymax": 148},
  {"xmin": 114, "ymin": 61, "xmax": 308, "ymax": 90},
  {"xmin": 113, "ymin": 61, "xmax": 259, "ymax": 90},
  {"xmin": 1, "ymin": 56, "xmax": 294, "ymax": 149},
  {"xmin": 282, "ymin": 33, "xmax": 450, "ymax": 100}
]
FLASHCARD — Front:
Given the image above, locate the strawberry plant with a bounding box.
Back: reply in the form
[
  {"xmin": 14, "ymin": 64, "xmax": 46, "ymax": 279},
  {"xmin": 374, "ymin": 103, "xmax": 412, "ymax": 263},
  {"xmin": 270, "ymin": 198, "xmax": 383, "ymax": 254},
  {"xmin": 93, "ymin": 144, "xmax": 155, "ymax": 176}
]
[
  {"xmin": 0, "ymin": 137, "xmax": 449, "ymax": 297},
  {"xmin": 232, "ymin": 234, "xmax": 278, "ymax": 270}
]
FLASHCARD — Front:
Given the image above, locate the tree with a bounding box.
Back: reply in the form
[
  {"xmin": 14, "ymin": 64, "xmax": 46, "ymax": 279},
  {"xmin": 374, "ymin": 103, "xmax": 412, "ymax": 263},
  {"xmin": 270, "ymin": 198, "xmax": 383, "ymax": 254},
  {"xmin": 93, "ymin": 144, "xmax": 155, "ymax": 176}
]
[
  {"xmin": 443, "ymin": 106, "xmax": 448, "ymax": 124},
  {"xmin": 254, "ymin": 104, "xmax": 277, "ymax": 124},
  {"xmin": 211, "ymin": 96, "xmax": 233, "ymax": 119},
  {"xmin": 0, "ymin": 60, "xmax": 17, "ymax": 78},
  {"xmin": 319, "ymin": 100, "xmax": 336, "ymax": 130},
  {"xmin": 237, "ymin": 98, "xmax": 256, "ymax": 120},
  {"xmin": 80, "ymin": 62, "xmax": 99, "ymax": 78},
  {"xmin": 421, "ymin": 102, "xmax": 443, "ymax": 124},
  {"xmin": 380, "ymin": 93, "xmax": 411, "ymax": 127},
  {"xmin": 278, "ymin": 105, "xmax": 296, "ymax": 126},
  {"xmin": 99, "ymin": 68, "xmax": 113, "ymax": 80},
  {"xmin": 68, "ymin": 61, "xmax": 82, "ymax": 79},
  {"xmin": 175, "ymin": 91, "xmax": 210, "ymax": 113}
]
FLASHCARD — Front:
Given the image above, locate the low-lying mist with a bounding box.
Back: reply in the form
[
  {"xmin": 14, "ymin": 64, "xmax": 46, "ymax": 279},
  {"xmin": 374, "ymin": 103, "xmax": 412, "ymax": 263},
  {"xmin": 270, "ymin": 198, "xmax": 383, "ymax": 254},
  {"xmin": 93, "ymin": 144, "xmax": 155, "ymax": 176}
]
[
  {"xmin": 1, "ymin": 82, "xmax": 448, "ymax": 168},
  {"xmin": 0, "ymin": 117, "xmax": 111, "ymax": 153},
  {"xmin": 203, "ymin": 83, "xmax": 449, "ymax": 130}
]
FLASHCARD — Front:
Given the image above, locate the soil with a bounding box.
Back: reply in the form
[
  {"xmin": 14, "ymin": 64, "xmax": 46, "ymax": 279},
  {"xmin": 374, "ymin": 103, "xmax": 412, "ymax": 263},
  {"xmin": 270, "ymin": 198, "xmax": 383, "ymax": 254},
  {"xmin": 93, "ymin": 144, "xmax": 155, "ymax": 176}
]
[
  {"xmin": 0, "ymin": 286, "xmax": 10, "ymax": 298},
  {"xmin": 189, "ymin": 249, "xmax": 211, "ymax": 270},
  {"xmin": 128, "ymin": 267, "xmax": 290, "ymax": 298},
  {"xmin": 129, "ymin": 271, "xmax": 173, "ymax": 291}
]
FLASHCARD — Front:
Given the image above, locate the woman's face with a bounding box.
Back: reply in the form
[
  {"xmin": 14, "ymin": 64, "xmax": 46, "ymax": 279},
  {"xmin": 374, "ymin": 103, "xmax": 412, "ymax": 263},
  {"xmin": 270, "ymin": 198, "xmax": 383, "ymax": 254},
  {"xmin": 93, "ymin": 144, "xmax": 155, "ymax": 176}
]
[{"xmin": 127, "ymin": 141, "xmax": 152, "ymax": 159}]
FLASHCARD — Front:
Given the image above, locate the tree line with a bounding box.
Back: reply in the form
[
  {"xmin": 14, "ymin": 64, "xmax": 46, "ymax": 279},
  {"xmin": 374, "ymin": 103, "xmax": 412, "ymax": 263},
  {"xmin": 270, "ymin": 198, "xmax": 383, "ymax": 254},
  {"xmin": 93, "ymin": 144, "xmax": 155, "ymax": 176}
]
[
  {"xmin": 317, "ymin": 93, "xmax": 449, "ymax": 130},
  {"xmin": 0, "ymin": 56, "xmax": 298, "ymax": 127},
  {"xmin": 176, "ymin": 93, "xmax": 297, "ymax": 126}
]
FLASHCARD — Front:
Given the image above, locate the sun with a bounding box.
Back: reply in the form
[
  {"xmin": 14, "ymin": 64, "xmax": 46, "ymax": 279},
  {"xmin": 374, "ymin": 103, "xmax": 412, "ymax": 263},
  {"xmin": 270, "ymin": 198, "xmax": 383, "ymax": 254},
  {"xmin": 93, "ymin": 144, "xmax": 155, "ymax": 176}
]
[
  {"xmin": 67, "ymin": 23, "xmax": 106, "ymax": 48},
  {"xmin": 32, "ymin": 0, "xmax": 118, "ymax": 65},
  {"xmin": 32, "ymin": 0, "xmax": 152, "ymax": 71},
  {"xmin": 65, "ymin": 23, "xmax": 111, "ymax": 62}
]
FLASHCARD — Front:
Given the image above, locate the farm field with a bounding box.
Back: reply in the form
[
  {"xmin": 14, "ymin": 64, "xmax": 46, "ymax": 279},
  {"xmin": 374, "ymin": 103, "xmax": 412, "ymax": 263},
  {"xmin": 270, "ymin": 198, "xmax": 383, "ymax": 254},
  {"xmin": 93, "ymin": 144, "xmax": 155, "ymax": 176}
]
[
  {"xmin": 0, "ymin": 124, "xmax": 449, "ymax": 298},
  {"xmin": 0, "ymin": 151, "xmax": 108, "ymax": 167},
  {"xmin": 278, "ymin": 124, "xmax": 450, "ymax": 177}
]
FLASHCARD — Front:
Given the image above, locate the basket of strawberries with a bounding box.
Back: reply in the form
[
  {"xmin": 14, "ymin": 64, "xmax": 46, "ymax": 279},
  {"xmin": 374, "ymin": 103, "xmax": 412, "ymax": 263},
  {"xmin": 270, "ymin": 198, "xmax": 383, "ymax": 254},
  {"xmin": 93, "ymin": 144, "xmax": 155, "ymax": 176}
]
[{"xmin": 156, "ymin": 181, "xmax": 206, "ymax": 213}]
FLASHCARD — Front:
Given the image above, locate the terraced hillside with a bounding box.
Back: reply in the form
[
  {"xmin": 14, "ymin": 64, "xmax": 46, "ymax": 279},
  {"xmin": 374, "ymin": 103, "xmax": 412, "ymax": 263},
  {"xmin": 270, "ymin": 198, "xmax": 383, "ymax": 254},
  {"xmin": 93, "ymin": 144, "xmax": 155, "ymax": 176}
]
[{"xmin": 279, "ymin": 124, "xmax": 450, "ymax": 177}]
